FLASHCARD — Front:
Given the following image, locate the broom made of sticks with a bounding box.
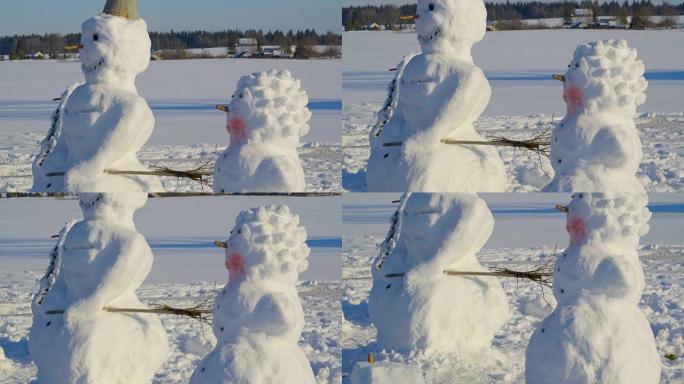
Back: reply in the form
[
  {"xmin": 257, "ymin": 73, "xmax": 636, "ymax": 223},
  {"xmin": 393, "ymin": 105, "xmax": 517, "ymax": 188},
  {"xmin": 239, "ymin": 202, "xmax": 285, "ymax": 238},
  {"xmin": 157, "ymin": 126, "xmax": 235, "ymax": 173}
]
[{"xmin": 44, "ymin": 301, "xmax": 213, "ymax": 324}]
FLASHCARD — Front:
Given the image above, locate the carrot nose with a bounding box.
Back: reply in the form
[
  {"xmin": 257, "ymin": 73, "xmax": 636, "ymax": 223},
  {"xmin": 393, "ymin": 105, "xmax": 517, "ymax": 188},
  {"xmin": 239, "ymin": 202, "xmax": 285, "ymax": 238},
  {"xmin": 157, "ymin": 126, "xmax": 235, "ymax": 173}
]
[
  {"xmin": 65, "ymin": 44, "xmax": 83, "ymax": 50},
  {"xmin": 215, "ymin": 104, "xmax": 229, "ymax": 112},
  {"xmin": 555, "ymin": 204, "xmax": 569, "ymax": 213},
  {"xmin": 552, "ymin": 74, "xmax": 566, "ymax": 82},
  {"xmin": 214, "ymin": 240, "xmax": 228, "ymax": 248},
  {"xmin": 400, "ymin": 15, "xmax": 417, "ymax": 20}
]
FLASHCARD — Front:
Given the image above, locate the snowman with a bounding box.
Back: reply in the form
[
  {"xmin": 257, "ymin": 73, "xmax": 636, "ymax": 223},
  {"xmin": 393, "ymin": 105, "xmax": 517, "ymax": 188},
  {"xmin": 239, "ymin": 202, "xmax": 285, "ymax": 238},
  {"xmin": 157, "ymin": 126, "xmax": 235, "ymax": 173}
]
[
  {"xmin": 190, "ymin": 205, "xmax": 315, "ymax": 384},
  {"xmin": 29, "ymin": 193, "xmax": 169, "ymax": 384},
  {"xmin": 31, "ymin": 0, "xmax": 163, "ymax": 192},
  {"xmin": 368, "ymin": 193, "xmax": 508, "ymax": 358},
  {"xmin": 365, "ymin": 0, "xmax": 507, "ymax": 192},
  {"xmin": 525, "ymin": 193, "xmax": 660, "ymax": 384},
  {"xmin": 543, "ymin": 39, "xmax": 647, "ymax": 193},
  {"xmin": 213, "ymin": 70, "xmax": 310, "ymax": 193}
]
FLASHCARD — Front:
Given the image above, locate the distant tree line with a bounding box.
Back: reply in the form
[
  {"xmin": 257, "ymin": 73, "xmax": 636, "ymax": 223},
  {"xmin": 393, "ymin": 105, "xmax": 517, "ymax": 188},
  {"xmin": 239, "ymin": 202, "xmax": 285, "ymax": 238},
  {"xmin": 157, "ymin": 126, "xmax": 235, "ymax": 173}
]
[
  {"xmin": 0, "ymin": 29, "xmax": 342, "ymax": 59},
  {"xmin": 343, "ymin": 1, "xmax": 683, "ymax": 30}
]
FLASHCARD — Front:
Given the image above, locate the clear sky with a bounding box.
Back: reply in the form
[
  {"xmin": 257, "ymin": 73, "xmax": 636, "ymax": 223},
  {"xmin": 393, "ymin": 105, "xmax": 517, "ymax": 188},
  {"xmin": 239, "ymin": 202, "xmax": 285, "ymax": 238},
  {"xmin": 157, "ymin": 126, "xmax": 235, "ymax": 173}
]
[{"xmin": 0, "ymin": 0, "xmax": 341, "ymax": 36}]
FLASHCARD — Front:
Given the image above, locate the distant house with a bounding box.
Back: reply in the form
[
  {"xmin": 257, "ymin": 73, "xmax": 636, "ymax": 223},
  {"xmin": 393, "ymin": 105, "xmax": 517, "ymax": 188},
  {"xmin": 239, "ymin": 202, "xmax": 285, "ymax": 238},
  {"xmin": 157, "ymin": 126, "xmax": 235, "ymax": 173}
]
[
  {"xmin": 236, "ymin": 38, "xmax": 258, "ymax": 57},
  {"xmin": 572, "ymin": 8, "xmax": 594, "ymax": 24},
  {"xmin": 31, "ymin": 51, "xmax": 46, "ymax": 60},
  {"xmin": 261, "ymin": 46, "xmax": 286, "ymax": 58},
  {"xmin": 366, "ymin": 22, "xmax": 383, "ymax": 31}
]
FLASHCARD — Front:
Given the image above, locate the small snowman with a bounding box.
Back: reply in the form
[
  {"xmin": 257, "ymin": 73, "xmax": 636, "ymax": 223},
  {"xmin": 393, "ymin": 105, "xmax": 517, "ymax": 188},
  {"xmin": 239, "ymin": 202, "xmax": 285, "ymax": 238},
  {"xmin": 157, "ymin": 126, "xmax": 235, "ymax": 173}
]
[
  {"xmin": 29, "ymin": 193, "xmax": 169, "ymax": 384},
  {"xmin": 213, "ymin": 70, "xmax": 311, "ymax": 193},
  {"xmin": 366, "ymin": 0, "xmax": 507, "ymax": 192},
  {"xmin": 544, "ymin": 39, "xmax": 648, "ymax": 193},
  {"xmin": 31, "ymin": 0, "xmax": 163, "ymax": 192},
  {"xmin": 368, "ymin": 193, "xmax": 508, "ymax": 358},
  {"xmin": 190, "ymin": 205, "xmax": 315, "ymax": 384},
  {"xmin": 526, "ymin": 193, "xmax": 660, "ymax": 384}
]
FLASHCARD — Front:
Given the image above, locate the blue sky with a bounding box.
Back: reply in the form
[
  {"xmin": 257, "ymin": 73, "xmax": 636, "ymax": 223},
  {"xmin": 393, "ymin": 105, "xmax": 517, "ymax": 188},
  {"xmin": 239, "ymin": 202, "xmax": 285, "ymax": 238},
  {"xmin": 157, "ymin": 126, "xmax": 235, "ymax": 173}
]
[{"xmin": 0, "ymin": 0, "xmax": 341, "ymax": 36}]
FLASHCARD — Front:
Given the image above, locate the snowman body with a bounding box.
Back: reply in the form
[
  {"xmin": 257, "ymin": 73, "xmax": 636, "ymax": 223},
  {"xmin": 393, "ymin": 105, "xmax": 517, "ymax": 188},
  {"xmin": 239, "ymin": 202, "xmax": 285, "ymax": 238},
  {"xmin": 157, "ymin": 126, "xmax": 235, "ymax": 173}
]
[
  {"xmin": 366, "ymin": 0, "xmax": 506, "ymax": 192},
  {"xmin": 526, "ymin": 193, "xmax": 660, "ymax": 384},
  {"xmin": 29, "ymin": 193, "xmax": 168, "ymax": 384},
  {"xmin": 190, "ymin": 205, "xmax": 315, "ymax": 384},
  {"xmin": 368, "ymin": 193, "xmax": 508, "ymax": 357},
  {"xmin": 213, "ymin": 70, "xmax": 310, "ymax": 193},
  {"xmin": 31, "ymin": 14, "xmax": 162, "ymax": 192},
  {"xmin": 544, "ymin": 40, "xmax": 647, "ymax": 193}
]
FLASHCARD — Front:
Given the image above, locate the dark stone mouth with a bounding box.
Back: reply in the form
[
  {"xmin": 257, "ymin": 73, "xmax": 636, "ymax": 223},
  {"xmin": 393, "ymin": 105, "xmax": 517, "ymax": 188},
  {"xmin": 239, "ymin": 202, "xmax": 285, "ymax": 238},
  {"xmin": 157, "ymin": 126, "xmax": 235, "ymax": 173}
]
[
  {"xmin": 82, "ymin": 57, "xmax": 105, "ymax": 73},
  {"xmin": 419, "ymin": 28, "xmax": 440, "ymax": 43}
]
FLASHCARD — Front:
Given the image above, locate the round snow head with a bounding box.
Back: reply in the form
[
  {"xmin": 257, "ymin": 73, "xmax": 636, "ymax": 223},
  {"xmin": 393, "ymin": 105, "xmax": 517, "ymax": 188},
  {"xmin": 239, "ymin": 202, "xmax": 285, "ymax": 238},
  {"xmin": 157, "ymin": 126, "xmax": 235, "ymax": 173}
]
[
  {"xmin": 78, "ymin": 193, "xmax": 147, "ymax": 221},
  {"xmin": 402, "ymin": 193, "xmax": 493, "ymax": 260},
  {"xmin": 415, "ymin": 0, "xmax": 486, "ymax": 53},
  {"xmin": 223, "ymin": 205, "xmax": 309, "ymax": 281},
  {"xmin": 79, "ymin": 14, "xmax": 151, "ymax": 84},
  {"xmin": 563, "ymin": 39, "xmax": 647, "ymax": 114},
  {"xmin": 565, "ymin": 193, "xmax": 651, "ymax": 244},
  {"xmin": 226, "ymin": 70, "xmax": 311, "ymax": 143}
]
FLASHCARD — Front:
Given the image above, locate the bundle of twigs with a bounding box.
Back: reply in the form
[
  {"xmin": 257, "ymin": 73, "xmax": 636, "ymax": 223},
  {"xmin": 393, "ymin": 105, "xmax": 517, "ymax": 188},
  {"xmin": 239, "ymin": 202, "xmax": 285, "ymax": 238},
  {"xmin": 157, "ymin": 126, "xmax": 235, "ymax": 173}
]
[{"xmin": 45, "ymin": 299, "xmax": 213, "ymax": 324}]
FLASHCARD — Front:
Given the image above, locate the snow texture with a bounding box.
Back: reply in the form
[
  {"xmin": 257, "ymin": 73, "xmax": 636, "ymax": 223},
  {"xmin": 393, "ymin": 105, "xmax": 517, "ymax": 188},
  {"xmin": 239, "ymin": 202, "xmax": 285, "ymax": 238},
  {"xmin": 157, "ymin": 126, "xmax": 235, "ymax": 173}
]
[
  {"xmin": 350, "ymin": 361, "xmax": 425, "ymax": 384},
  {"xmin": 544, "ymin": 39, "xmax": 648, "ymax": 193},
  {"xmin": 190, "ymin": 205, "xmax": 315, "ymax": 384},
  {"xmin": 365, "ymin": 0, "xmax": 507, "ymax": 192},
  {"xmin": 213, "ymin": 70, "xmax": 311, "ymax": 192},
  {"xmin": 28, "ymin": 193, "xmax": 169, "ymax": 384},
  {"xmin": 526, "ymin": 193, "xmax": 661, "ymax": 384},
  {"xmin": 368, "ymin": 193, "xmax": 508, "ymax": 359},
  {"xmin": 31, "ymin": 13, "xmax": 162, "ymax": 192}
]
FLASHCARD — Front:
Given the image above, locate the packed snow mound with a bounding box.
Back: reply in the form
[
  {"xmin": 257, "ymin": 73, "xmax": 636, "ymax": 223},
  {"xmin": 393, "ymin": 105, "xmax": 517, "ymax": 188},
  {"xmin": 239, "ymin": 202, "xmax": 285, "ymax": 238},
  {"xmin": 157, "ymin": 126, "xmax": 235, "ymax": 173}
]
[
  {"xmin": 79, "ymin": 14, "xmax": 151, "ymax": 83},
  {"xmin": 564, "ymin": 39, "xmax": 647, "ymax": 114},
  {"xmin": 213, "ymin": 70, "xmax": 310, "ymax": 192},
  {"xmin": 190, "ymin": 204, "xmax": 314, "ymax": 384},
  {"xmin": 415, "ymin": 0, "xmax": 486, "ymax": 53},
  {"xmin": 369, "ymin": 193, "xmax": 508, "ymax": 358},
  {"xmin": 28, "ymin": 192, "xmax": 169, "ymax": 384},
  {"xmin": 526, "ymin": 193, "xmax": 660, "ymax": 384},
  {"xmin": 350, "ymin": 362, "xmax": 425, "ymax": 384}
]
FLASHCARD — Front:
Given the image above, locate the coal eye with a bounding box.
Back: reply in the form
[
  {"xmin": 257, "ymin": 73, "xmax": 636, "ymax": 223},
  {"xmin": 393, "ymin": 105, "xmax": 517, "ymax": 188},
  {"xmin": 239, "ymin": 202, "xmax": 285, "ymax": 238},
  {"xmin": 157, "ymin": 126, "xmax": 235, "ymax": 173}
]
[
  {"xmin": 93, "ymin": 33, "xmax": 99, "ymax": 41},
  {"xmin": 429, "ymin": 3, "xmax": 435, "ymax": 11},
  {"xmin": 575, "ymin": 63, "xmax": 579, "ymax": 68}
]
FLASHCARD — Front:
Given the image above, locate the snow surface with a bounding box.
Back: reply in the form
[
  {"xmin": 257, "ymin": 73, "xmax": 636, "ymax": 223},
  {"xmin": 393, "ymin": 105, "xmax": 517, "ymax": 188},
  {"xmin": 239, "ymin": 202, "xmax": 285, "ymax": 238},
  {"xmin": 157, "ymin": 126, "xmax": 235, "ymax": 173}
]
[
  {"xmin": 0, "ymin": 195, "xmax": 341, "ymax": 383},
  {"xmin": 0, "ymin": 58, "xmax": 341, "ymax": 192},
  {"xmin": 343, "ymin": 30, "xmax": 684, "ymax": 192},
  {"xmin": 342, "ymin": 193, "xmax": 684, "ymax": 383}
]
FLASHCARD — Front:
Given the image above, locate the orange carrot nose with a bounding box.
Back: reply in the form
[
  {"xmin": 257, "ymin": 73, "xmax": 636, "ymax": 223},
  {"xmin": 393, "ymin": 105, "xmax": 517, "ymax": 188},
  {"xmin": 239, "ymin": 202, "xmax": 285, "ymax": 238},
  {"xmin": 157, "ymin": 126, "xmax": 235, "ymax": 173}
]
[
  {"xmin": 400, "ymin": 15, "xmax": 416, "ymax": 20},
  {"xmin": 65, "ymin": 44, "xmax": 83, "ymax": 50},
  {"xmin": 555, "ymin": 204, "xmax": 569, "ymax": 213},
  {"xmin": 214, "ymin": 240, "xmax": 228, "ymax": 248},
  {"xmin": 552, "ymin": 74, "xmax": 566, "ymax": 82},
  {"xmin": 215, "ymin": 104, "xmax": 229, "ymax": 112}
]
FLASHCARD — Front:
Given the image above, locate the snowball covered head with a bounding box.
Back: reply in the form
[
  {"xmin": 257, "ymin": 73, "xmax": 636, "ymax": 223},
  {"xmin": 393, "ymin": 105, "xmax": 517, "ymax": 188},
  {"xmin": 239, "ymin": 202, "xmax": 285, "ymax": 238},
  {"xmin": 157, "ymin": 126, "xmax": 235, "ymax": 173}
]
[
  {"xmin": 222, "ymin": 205, "xmax": 310, "ymax": 282},
  {"xmin": 415, "ymin": 0, "xmax": 487, "ymax": 54},
  {"xmin": 224, "ymin": 70, "xmax": 311, "ymax": 144},
  {"xmin": 560, "ymin": 39, "xmax": 647, "ymax": 115},
  {"xmin": 78, "ymin": 192, "xmax": 147, "ymax": 223},
  {"xmin": 79, "ymin": 7, "xmax": 151, "ymax": 86},
  {"xmin": 564, "ymin": 193, "xmax": 651, "ymax": 246}
]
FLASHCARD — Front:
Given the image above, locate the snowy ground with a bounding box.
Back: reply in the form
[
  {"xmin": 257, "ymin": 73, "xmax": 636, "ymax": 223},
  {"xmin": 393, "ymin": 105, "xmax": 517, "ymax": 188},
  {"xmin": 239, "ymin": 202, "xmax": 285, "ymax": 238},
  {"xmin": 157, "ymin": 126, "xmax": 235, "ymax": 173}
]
[
  {"xmin": 343, "ymin": 30, "xmax": 684, "ymax": 192},
  {"xmin": 341, "ymin": 193, "xmax": 684, "ymax": 383},
  {"xmin": 0, "ymin": 196, "xmax": 342, "ymax": 383},
  {"xmin": 0, "ymin": 58, "xmax": 341, "ymax": 192}
]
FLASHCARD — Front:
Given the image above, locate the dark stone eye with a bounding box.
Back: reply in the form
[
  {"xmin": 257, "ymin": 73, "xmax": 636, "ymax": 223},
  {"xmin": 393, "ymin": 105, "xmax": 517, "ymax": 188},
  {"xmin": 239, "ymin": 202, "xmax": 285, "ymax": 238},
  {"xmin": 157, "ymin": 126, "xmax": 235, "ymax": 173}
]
[
  {"xmin": 429, "ymin": 3, "xmax": 435, "ymax": 11},
  {"xmin": 93, "ymin": 33, "xmax": 99, "ymax": 41}
]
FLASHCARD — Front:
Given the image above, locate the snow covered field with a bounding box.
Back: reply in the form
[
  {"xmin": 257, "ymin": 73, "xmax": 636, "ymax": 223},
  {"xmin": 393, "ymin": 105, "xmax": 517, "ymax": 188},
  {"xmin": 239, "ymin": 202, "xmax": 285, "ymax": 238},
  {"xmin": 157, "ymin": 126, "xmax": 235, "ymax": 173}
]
[
  {"xmin": 0, "ymin": 58, "xmax": 341, "ymax": 192},
  {"xmin": 342, "ymin": 193, "xmax": 684, "ymax": 383},
  {"xmin": 343, "ymin": 30, "xmax": 684, "ymax": 192},
  {"xmin": 0, "ymin": 196, "xmax": 342, "ymax": 383}
]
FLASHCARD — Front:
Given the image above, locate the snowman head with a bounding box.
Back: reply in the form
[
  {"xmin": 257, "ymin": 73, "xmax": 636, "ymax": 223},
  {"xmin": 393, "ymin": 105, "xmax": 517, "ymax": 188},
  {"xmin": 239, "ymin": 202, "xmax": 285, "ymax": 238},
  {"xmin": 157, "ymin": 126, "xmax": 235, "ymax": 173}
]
[
  {"xmin": 222, "ymin": 205, "xmax": 309, "ymax": 283},
  {"xmin": 401, "ymin": 193, "xmax": 493, "ymax": 261},
  {"xmin": 564, "ymin": 193, "xmax": 650, "ymax": 245},
  {"xmin": 415, "ymin": 0, "xmax": 487, "ymax": 55},
  {"xmin": 220, "ymin": 70, "xmax": 311, "ymax": 145},
  {"xmin": 558, "ymin": 39, "xmax": 647, "ymax": 115},
  {"xmin": 79, "ymin": 1, "xmax": 150, "ymax": 87},
  {"xmin": 78, "ymin": 193, "xmax": 147, "ymax": 224}
]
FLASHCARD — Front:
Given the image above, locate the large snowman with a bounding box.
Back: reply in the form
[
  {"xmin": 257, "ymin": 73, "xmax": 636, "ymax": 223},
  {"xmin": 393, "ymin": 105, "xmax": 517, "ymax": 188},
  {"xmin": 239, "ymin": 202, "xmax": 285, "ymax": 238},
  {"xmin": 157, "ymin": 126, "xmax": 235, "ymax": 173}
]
[
  {"xmin": 28, "ymin": 193, "xmax": 169, "ymax": 384},
  {"xmin": 365, "ymin": 0, "xmax": 507, "ymax": 192},
  {"xmin": 526, "ymin": 193, "xmax": 660, "ymax": 384},
  {"xmin": 213, "ymin": 70, "xmax": 310, "ymax": 193},
  {"xmin": 368, "ymin": 193, "xmax": 508, "ymax": 358},
  {"xmin": 543, "ymin": 39, "xmax": 647, "ymax": 193},
  {"xmin": 190, "ymin": 205, "xmax": 315, "ymax": 384},
  {"xmin": 31, "ymin": 0, "xmax": 162, "ymax": 192}
]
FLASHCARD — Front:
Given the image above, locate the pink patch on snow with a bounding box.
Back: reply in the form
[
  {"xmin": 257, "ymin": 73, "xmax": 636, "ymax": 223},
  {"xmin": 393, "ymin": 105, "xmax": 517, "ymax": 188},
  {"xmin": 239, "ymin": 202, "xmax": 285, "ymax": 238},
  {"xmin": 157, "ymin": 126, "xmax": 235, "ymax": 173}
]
[
  {"xmin": 225, "ymin": 252, "xmax": 246, "ymax": 278},
  {"xmin": 227, "ymin": 117, "xmax": 247, "ymax": 142},
  {"xmin": 566, "ymin": 216, "xmax": 587, "ymax": 244},
  {"xmin": 563, "ymin": 85, "xmax": 583, "ymax": 113}
]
